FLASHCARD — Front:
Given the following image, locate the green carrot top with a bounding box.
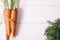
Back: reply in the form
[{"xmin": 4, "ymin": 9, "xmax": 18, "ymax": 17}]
[
  {"xmin": 3, "ymin": 0, "xmax": 17, "ymax": 9},
  {"xmin": 13, "ymin": 0, "xmax": 17, "ymax": 9},
  {"xmin": 3, "ymin": 0, "xmax": 9, "ymax": 9}
]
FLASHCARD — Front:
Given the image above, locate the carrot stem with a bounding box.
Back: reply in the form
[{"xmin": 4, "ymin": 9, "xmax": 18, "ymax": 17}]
[
  {"xmin": 3, "ymin": 0, "xmax": 9, "ymax": 9},
  {"xmin": 13, "ymin": 0, "xmax": 17, "ymax": 9},
  {"xmin": 10, "ymin": 0, "xmax": 13, "ymax": 9}
]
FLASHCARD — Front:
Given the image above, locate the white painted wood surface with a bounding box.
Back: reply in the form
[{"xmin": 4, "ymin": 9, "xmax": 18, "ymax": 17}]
[{"xmin": 0, "ymin": 0, "xmax": 60, "ymax": 40}]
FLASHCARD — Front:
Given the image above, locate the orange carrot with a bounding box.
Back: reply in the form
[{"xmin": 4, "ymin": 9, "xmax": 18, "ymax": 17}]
[
  {"xmin": 11, "ymin": 8, "xmax": 17, "ymax": 37},
  {"xmin": 3, "ymin": 9, "xmax": 11, "ymax": 40},
  {"xmin": 6, "ymin": 32, "xmax": 9, "ymax": 40},
  {"xmin": 3, "ymin": 0, "xmax": 17, "ymax": 39}
]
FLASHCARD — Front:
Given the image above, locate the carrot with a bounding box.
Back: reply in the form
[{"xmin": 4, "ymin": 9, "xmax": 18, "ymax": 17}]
[
  {"xmin": 11, "ymin": 8, "xmax": 17, "ymax": 37},
  {"xmin": 3, "ymin": 9, "xmax": 11, "ymax": 40},
  {"xmin": 3, "ymin": 0, "xmax": 17, "ymax": 40},
  {"xmin": 10, "ymin": 0, "xmax": 17, "ymax": 37},
  {"xmin": 6, "ymin": 32, "xmax": 9, "ymax": 40},
  {"xmin": 3, "ymin": 0, "xmax": 11, "ymax": 40}
]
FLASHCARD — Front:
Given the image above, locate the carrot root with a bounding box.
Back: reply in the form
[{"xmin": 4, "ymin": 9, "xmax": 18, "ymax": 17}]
[
  {"xmin": 6, "ymin": 32, "xmax": 9, "ymax": 40},
  {"xmin": 3, "ymin": 9, "xmax": 11, "ymax": 40},
  {"xmin": 11, "ymin": 8, "xmax": 17, "ymax": 37}
]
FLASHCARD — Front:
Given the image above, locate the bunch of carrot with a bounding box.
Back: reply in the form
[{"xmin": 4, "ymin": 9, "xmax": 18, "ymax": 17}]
[{"xmin": 3, "ymin": 0, "xmax": 17, "ymax": 40}]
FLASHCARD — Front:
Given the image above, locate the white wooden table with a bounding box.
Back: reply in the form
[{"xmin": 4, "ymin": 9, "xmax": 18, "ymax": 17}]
[{"xmin": 0, "ymin": 0, "xmax": 60, "ymax": 40}]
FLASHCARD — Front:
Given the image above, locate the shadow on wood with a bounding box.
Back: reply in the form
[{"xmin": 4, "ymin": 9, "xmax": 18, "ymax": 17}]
[{"xmin": 15, "ymin": 0, "xmax": 23, "ymax": 37}]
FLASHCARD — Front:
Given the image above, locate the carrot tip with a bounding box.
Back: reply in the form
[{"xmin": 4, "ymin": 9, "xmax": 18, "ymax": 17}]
[{"xmin": 11, "ymin": 36, "xmax": 15, "ymax": 40}]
